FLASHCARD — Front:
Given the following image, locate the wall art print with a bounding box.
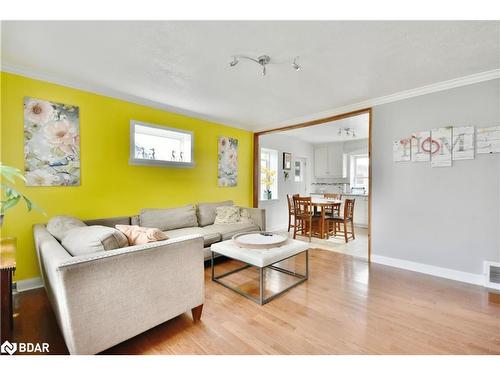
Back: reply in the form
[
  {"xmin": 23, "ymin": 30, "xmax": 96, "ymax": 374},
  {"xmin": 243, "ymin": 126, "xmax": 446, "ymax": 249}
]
[
  {"xmin": 24, "ymin": 97, "xmax": 80, "ymax": 186},
  {"xmin": 430, "ymin": 126, "xmax": 452, "ymax": 168},
  {"xmin": 410, "ymin": 131, "xmax": 431, "ymax": 162},
  {"xmin": 451, "ymin": 126, "xmax": 475, "ymax": 160},
  {"xmin": 392, "ymin": 137, "xmax": 411, "ymax": 162},
  {"xmin": 283, "ymin": 152, "xmax": 292, "ymax": 170},
  {"xmin": 217, "ymin": 136, "xmax": 238, "ymax": 187},
  {"xmin": 477, "ymin": 126, "xmax": 500, "ymax": 154}
]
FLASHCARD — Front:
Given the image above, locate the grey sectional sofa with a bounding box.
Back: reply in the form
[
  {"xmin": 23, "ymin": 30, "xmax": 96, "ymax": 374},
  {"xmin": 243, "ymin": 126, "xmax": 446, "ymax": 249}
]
[{"xmin": 33, "ymin": 201, "xmax": 265, "ymax": 354}]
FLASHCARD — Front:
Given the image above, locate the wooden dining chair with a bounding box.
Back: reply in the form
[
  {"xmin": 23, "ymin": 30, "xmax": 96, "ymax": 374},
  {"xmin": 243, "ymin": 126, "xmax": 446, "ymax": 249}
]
[
  {"xmin": 286, "ymin": 194, "xmax": 299, "ymax": 232},
  {"xmin": 293, "ymin": 196, "xmax": 320, "ymax": 242},
  {"xmin": 323, "ymin": 193, "xmax": 342, "ymax": 215},
  {"xmin": 325, "ymin": 198, "xmax": 355, "ymax": 243}
]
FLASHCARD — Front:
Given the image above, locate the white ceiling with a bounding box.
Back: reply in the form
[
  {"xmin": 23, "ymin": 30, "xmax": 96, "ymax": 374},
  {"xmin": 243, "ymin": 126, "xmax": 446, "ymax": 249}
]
[
  {"xmin": 2, "ymin": 21, "xmax": 499, "ymax": 130},
  {"xmin": 278, "ymin": 113, "xmax": 369, "ymax": 144}
]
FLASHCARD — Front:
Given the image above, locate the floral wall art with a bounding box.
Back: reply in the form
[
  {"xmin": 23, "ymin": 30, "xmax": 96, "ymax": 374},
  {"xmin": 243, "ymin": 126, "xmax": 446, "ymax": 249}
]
[
  {"xmin": 217, "ymin": 136, "xmax": 238, "ymax": 187},
  {"xmin": 24, "ymin": 97, "xmax": 80, "ymax": 186}
]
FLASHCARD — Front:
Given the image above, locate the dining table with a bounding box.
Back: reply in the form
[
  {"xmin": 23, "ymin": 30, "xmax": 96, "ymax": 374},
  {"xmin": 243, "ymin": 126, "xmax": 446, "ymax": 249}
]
[{"xmin": 310, "ymin": 197, "xmax": 343, "ymax": 239}]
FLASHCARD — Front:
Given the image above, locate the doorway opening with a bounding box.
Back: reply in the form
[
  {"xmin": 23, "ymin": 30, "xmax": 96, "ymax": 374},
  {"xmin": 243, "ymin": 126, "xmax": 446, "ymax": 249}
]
[{"xmin": 253, "ymin": 108, "xmax": 372, "ymax": 261}]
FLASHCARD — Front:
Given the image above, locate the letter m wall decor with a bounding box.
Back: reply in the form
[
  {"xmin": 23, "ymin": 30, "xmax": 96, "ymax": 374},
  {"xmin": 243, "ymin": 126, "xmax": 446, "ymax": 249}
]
[{"xmin": 451, "ymin": 126, "xmax": 475, "ymax": 160}]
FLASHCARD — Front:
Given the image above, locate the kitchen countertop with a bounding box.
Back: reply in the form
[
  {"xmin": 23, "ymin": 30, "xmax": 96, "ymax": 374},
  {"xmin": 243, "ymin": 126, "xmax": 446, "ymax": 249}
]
[{"xmin": 311, "ymin": 192, "xmax": 368, "ymax": 197}]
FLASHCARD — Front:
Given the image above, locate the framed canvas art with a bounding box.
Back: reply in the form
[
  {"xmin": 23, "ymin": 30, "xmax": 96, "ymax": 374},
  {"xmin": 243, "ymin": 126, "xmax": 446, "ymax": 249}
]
[
  {"xmin": 477, "ymin": 126, "xmax": 500, "ymax": 154},
  {"xmin": 410, "ymin": 131, "xmax": 431, "ymax": 162},
  {"xmin": 24, "ymin": 97, "xmax": 80, "ymax": 186},
  {"xmin": 218, "ymin": 136, "xmax": 238, "ymax": 186},
  {"xmin": 431, "ymin": 126, "xmax": 452, "ymax": 167},
  {"xmin": 452, "ymin": 126, "xmax": 475, "ymax": 160},
  {"xmin": 393, "ymin": 137, "xmax": 411, "ymax": 162},
  {"xmin": 283, "ymin": 152, "xmax": 292, "ymax": 170}
]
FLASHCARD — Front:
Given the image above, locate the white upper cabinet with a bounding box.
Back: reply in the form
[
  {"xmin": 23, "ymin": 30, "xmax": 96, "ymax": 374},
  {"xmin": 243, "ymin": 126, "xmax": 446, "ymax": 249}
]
[
  {"xmin": 314, "ymin": 143, "xmax": 347, "ymax": 178},
  {"xmin": 314, "ymin": 145, "xmax": 329, "ymax": 177}
]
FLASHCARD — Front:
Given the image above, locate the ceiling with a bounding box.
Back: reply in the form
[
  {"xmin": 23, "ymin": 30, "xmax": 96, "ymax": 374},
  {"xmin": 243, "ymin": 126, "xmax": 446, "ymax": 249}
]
[
  {"xmin": 278, "ymin": 113, "xmax": 369, "ymax": 144},
  {"xmin": 2, "ymin": 21, "xmax": 499, "ymax": 130}
]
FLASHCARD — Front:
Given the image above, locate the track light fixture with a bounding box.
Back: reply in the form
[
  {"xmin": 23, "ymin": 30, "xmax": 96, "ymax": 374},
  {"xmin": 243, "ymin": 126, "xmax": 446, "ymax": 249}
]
[
  {"xmin": 229, "ymin": 54, "xmax": 302, "ymax": 76},
  {"xmin": 337, "ymin": 127, "xmax": 356, "ymax": 137}
]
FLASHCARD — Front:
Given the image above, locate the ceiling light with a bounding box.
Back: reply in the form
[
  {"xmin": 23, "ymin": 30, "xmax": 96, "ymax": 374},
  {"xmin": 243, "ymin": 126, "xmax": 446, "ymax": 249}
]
[
  {"xmin": 229, "ymin": 57, "xmax": 239, "ymax": 67},
  {"xmin": 229, "ymin": 54, "xmax": 302, "ymax": 76},
  {"xmin": 337, "ymin": 127, "xmax": 356, "ymax": 138},
  {"xmin": 292, "ymin": 57, "xmax": 301, "ymax": 71}
]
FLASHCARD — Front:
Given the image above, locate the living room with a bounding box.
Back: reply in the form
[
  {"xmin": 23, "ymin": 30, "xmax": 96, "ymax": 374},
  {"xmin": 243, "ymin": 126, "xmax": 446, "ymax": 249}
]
[{"xmin": 1, "ymin": 2, "xmax": 499, "ymax": 373}]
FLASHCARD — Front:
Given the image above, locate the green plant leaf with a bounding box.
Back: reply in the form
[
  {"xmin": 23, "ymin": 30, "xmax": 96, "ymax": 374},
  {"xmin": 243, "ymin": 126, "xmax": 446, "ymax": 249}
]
[
  {"xmin": 22, "ymin": 196, "xmax": 46, "ymax": 216},
  {"xmin": 0, "ymin": 164, "xmax": 26, "ymax": 183},
  {"xmin": 0, "ymin": 195, "xmax": 21, "ymax": 214}
]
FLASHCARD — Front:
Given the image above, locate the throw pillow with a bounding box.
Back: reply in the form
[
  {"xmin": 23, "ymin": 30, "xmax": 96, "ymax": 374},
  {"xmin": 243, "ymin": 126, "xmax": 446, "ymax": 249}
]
[
  {"xmin": 239, "ymin": 208, "xmax": 254, "ymax": 224},
  {"xmin": 214, "ymin": 206, "xmax": 241, "ymax": 224},
  {"xmin": 61, "ymin": 225, "xmax": 129, "ymax": 256},
  {"xmin": 197, "ymin": 200, "xmax": 234, "ymax": 226},
  {"xmin": 47, "ymin": 215, "xmax": 87, "ymax": 242},
  {"xmin": 116, "ymin": 225, "xmax": 168, "ymax": 245}
]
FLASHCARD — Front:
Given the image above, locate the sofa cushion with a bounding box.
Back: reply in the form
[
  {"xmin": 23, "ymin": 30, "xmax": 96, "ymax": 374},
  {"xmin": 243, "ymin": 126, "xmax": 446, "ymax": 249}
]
[
  {"xmin": 115, "ymin": 225, "xmax": 168, "ymax": 245},
  {"xmin": 163, "ymin": 227, "xmax": 221, "ymax": 247},
  {"xmin": 140, "ymin": 205, "xmax": 198, "ymax": 231},
  {"xmin": 197, "ymin": 200, "xmax": 234, "ymax": 227},
  {"xmin": 47, "ymin": 215, "xmax": 87, "ymax": 242},
  {"xmin": 203, "ymin": 222, "xmax": 260, "ymax": 241},
  {"xmin": 214, "ymin": 206, "xmax": 241, "ymax": 224},
  {"xmin": 61, "ymin": 225, "xmax": 128, "ymax": 256}
]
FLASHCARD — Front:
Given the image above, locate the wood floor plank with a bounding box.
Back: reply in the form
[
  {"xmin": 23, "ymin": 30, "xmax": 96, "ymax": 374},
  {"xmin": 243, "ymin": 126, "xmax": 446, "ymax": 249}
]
[{"xmin": 11, "ymin": 249, "xmax": 500, "ymax": 355}]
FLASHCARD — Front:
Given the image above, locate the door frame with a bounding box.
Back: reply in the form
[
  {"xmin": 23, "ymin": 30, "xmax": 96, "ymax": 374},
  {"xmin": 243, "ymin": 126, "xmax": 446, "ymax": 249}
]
[{"xmin": 253, "ymin": 107, "xmax": 373, "ymax": 261}]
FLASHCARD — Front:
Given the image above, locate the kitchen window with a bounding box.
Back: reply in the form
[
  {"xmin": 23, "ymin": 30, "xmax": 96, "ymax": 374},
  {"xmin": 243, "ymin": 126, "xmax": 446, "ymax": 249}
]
[
  {"xmin": 260, "ymin": 148, "xmax": 278, "ymax": 200},
  {"xmin": 350, "ymin": 154, "xmax": 369, "ymax": 193},
  {"xmin": 129, "ymin": 120, "xmax": 194, "ymax": 168}
]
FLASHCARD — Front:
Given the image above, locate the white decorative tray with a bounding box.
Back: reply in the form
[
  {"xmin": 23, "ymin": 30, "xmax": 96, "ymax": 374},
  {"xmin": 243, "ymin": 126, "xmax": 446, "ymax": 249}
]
[{"xmin": 232, "ymin": 232, "xmax": 288, "ymax": 249}]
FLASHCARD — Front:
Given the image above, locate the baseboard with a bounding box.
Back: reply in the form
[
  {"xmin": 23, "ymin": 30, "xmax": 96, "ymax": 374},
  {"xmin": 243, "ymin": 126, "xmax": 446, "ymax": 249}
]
[
  {"xmin": 371, "ymin": 255, "xmax": 484, "ymax": 286},
  {"xmin": 14, "ymin": 277, "xmax": 43, "ymax": 293}
]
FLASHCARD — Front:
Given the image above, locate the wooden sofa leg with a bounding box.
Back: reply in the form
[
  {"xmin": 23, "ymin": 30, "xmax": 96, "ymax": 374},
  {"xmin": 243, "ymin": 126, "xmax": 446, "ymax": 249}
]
[{"xmin": 191, "ymin": 304, "xmax": 203, "ymax": 323}]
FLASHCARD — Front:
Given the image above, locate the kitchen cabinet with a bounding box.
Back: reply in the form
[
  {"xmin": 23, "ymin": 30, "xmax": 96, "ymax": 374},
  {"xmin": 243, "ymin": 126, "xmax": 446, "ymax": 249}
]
[
  {"xmin": 314, "ymin": 143, "xmax": 347, "ymax": 179},
  {"xmin": 314, "ymin": 145, "xmax": 329, "ymax": 178}
]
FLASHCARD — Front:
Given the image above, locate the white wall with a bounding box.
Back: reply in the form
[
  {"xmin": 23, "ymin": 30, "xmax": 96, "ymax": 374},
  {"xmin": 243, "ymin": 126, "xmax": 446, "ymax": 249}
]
[
  {"xmin": 371, "ymin": 79, "xmax": 500, "ymax": 277},
  {"xmin": 259, "ymin": 133, "xmax": 314, "ymax": 231}
]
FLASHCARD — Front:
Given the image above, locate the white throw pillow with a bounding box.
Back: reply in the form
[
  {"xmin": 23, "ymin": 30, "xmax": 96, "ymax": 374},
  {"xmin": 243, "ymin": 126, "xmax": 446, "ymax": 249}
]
[
  {"xmin": 47, "ymin": 215, "xmax": 87, "ymax": 242},
  {"xmin": 214, "ymin": 206, "xmax": 241, "ymax": 224},
  {"xmin": 238, "ymin": 208, "xmax": 254, "ymax": 224}
]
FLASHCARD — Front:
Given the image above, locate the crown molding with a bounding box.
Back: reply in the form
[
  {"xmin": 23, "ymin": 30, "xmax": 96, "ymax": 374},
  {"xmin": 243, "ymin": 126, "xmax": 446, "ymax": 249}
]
[
  {"xmin": 259, "ymin": 68, "xmax": 500, "ymax": 132},
  {"xmin": 3, "ymin": 64, "xmax": 498, "ymax": 133},
  {"xmin": 0, "ymin": 63, "xmax": 250, "ymax": 131}
]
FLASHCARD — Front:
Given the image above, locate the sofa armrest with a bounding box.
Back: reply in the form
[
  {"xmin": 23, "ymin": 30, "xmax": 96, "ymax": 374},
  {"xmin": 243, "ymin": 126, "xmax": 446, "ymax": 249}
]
[
  {"xmin": 243, "ymin": 207, "xmax": 266, "ymax": 231},
  {"xmin": 53, "ymin": 235, "xmax": 205, "ymax": 354}
]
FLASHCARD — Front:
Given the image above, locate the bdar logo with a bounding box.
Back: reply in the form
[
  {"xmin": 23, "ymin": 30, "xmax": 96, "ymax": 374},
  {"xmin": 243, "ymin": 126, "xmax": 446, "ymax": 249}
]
[
  {"xmin": 0, "ymin": 340, "xmax": 49, "ymax": 354},
  {"xmin": 1, "ymin": 340, "xmax": 17, "ymax": 355}
]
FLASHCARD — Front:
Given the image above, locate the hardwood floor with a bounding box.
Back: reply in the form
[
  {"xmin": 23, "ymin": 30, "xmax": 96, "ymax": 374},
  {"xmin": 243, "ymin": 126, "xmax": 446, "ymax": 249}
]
[{"xmin": 12, "ymin": 249, "xmax": 500, "ymax": 354}]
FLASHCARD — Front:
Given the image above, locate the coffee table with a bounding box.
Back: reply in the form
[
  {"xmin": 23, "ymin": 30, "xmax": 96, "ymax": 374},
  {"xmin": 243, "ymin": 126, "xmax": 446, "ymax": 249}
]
[{"xmin": 210, "ymin": 237, "xmax": 309, "ymax": 305}]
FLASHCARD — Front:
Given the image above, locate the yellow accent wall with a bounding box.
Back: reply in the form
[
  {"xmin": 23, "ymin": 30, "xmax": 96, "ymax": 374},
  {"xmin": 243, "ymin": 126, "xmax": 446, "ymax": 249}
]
[{"xmin": 0, "ymin": 72, "xmax": 253, "ymax": 281}]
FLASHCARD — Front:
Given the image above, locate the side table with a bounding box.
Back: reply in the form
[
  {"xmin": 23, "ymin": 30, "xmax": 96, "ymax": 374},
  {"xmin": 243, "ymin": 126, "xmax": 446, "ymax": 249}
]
[{"xmin": 1, "ymin": 237, "xmax": 16, "ymax": 342}]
